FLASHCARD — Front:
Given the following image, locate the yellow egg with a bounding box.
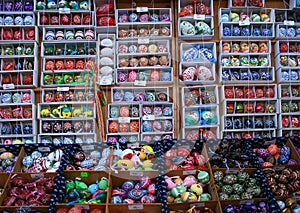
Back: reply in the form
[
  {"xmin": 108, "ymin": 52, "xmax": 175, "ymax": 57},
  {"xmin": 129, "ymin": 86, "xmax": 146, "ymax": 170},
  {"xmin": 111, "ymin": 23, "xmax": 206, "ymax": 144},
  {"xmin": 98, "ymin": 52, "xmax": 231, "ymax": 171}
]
[{"xmin": 0, "ymin": 152, "xmax": 14, "ymax": 160}]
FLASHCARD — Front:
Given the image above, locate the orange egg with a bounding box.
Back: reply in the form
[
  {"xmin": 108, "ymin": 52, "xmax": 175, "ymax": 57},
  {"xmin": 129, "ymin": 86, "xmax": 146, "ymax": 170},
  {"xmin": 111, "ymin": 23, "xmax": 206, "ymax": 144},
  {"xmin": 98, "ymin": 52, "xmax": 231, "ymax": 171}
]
[{"xmin": 267, "ymin": 144, "xmax": 278, "ymax": 155}]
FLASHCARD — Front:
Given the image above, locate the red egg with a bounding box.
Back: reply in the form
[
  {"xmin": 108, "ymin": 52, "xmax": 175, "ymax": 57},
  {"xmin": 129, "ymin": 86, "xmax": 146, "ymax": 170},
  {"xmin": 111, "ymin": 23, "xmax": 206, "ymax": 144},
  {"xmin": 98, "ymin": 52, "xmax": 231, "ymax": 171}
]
[
  {"xmin": 76, "ymin": 60, "xmax": 84, "ymax": 69},
  {"xmin": 243, "ymin": 134, "xmax": 252, "ymax": 139},
  {"xmin": 262, "ymin": 162, "xmax": 273, "ymax": 168},
  {"xmin": 290, "ymin": 44, "xmax": 297, "ymax": 53},
  {"xmin": 280, "ymin": 42, "xmax": 288, "ymax": 52},
  {"xmin": 12, "ymin": 75, "xmax": 21, "ymax": 85},
  {"xmin": 255, "ymin": 88, "xmax": 264, "ymax": 98},
  {"xmin": 23, "ymin": 74, "xmax": 33, "ymax": 85},
  {"xmin": 244, "ymin": 88, "xmax": 255, "ymax": 98},
  {"xmin": 3, "ymin": 30, "xmax": 13, "ymax": 40},
  {"xmin": 14, "ymin": 31, "xmax": 22, "ymax": 40},
  {"xmin": 292, "ymin": 117, "xmax": 299, "ymax": 128},
  {"xmin": 282, "ymin": 116, "xmax": 290, "ymax": 128},
  {"xmin": 45, "ymin": 61, "xmax": 55, "ymax": 70},
  {"xmin": 51, "ymin": 16, "xmax": 59, "ymax": 25},
  {"xmin": 25, "ymin": 30, "xmax": 35, "ymax": 40},
  {"xmin": 72, "ymin": 14, "xmax": 81, "ymax": 25},
  {"xmin": 82, "ymin": 15, "xmax": 92, "ymax": 25},
  {"xmin": 40, "ymin": 15, "xmax": 49, "ymax": 25},
  {"xmin": 265, "ymin": 88, "xmax": 274, "ymax": 98},
  {"xmin": 234, "ymin": 88, "xmax": 244, "ymax": 98},
  {"xmin": 2, "ymin": 74, "xmax": 12, "ymax": 84},
  {"xmin": 224, "ymin": 88, "xmax": 234, "ymax": 98},
  {"xmin": 4, "ymin": 62, "xmax": 13, "ymax": 71},
  {"xmin": 60, "ymin": 15, "xmax": 70, "ymax": 25},
  {"xmin": 66, "ymin": 60, "xmax": 74, "ymax": 70}
]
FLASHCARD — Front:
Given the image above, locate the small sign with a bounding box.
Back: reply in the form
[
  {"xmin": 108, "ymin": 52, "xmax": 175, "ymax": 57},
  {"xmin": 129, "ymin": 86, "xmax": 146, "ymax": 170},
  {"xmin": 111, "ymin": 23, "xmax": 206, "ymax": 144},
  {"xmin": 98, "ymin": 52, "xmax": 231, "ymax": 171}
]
[
  {"xmin": 31, "ymin": 173, "xmax": 44, "ymax": 179},
  {"xmin": 74, "ymin": 205, "xmax": 90, "ymax": 210},
  {"xmin": 194, "ymin": 14, "xmax": 205, "ymax": 20},
  {"xmin": 239, "ymin": 20, "xmax": 250, "ymax": 26},
  {"xmin": 143, "ymin": 115, "xmax": 155, "ymax": 121},
  {"xmin": 82, "ymin": 145, "xmax": 95, "ymax": 151},
  {"xmin": 239, "ymin": 200, "xmax": 254, "ymax": 205},
  {"xmin": 191, "ymin": 203, "xmax": 205, "ymax": 208},
  {"xmin": 118, "ymin": 117, "xmax": 131, "ymax": 123},
  {"xmin": 128, "ymin": 205, "xmax": 143, "ymax": 210},
  {"xmin": 183, "ymin": 170, "xmax": 196, "ymax": 175},
  {"xmin": 99, "ymin": 78, "xmax": 112, "ymax": 85},
  {"xmin": 134, "ymin": 80, "xmax": 147, "ymax": 86},
  {"xmin": 284, "ymin": 20, "xmax": 295, "ymax": 26},
  {"xmin": 136, "ymin": 7, "xmax": 148, "ymax": 12},
  {"xmin": 3, "ymin": 84, "xmax": 15, "ymax": 90},
  {"xmin": 57, "ymin": 87, "xmax": 69, "ymax": 92},
  {"xmin": 226, "ymin": 170, "xmax": 238, "ymax": 174},
  {"xmin": 81, "ymin": 172, "xmax": 88, "ymax": 177},
  {"xmin": 59, "ymin": 8, "xmax": 71, "ymax": 14},
  {"xmin": 138, "ymin": 38, "xmax": 149, "ymax": 44},
  {"xmin": 130, "ymin": 171, "xmax": 143, "ymax": 177},
  {"xmin": 38, "ymin": 147, "xmax": 50, "ymax": 152}
]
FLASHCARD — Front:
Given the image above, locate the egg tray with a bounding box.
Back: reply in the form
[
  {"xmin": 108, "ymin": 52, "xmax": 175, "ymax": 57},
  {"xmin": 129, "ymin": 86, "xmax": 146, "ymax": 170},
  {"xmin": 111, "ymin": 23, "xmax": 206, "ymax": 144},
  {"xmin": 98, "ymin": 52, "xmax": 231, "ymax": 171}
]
[
  {"xmin": 0, "ymin": 12, "xmax": 35, "ymax": 26},
  {"xmin": 228, "ymin": 0, "xmax": 265, "ymax": 8},
  {"xmin": 275, "ymin": 23, "xmax": 300, "ymax": 40},
  {"xmin": 178, "ymin": 0, "xmax": 213, "ymax": 18},
  {"xmin": 220, "ymin": 22, "xmax": 275, "ymax": 40},
  {"xmin": 169, "ymin": 201, "xmax": 222, "ymax": 213},
  {"xmin": 0, "ymin": 89, "xmax": 34, "ymax": 105},
  {"xmin": 106, "ymin": 118, "xmax": 140, "ymax": 134},
  {"xmin": 220, "ymin": 54, "xmax": 271, "ymax": 68},
  {"xmin": 279, "ymin": 112, "xmax": 300, "ymax": 130},
  {"xmin": 0, "ymin": 119, "xmax": 37, "ymax": 139},
  {"xmin": 178, "ymin": 16, "xmax": 214, "ymax": 40},
  {"xmin": 180, "ymin": 42, "xmax": 217, "ymax": 63},
  {"xmin": 94, "ymin": 0, "xmax": 116, "ymax": 33},
  {"xmin": 108, "ymin": 102, "xmax": 140, "ymax": 119},
  {"xmin": 97, "ymin": 33, "xmax": 115, "ymax": 86},
  {"xmin": 182, "ymin": 126, "xmax": 219, "ymax": 141},
  {"xmin": 181, "ymin": 85, "xmax": 219, "ymax": 107},
  {"xmin": 1, "ymin": 56, "xmax": 38, "ymax": 74},
  {"xmin": 275, "ymin": 41, "xmax": 300, "ymax": 60},
  {"xmin": 0, "ymin": 0, "xmax": 34, "ymax": 12},
  {"xmin": 37, "ymin": 10, "xmax": 95, "ymax": 27},
  {"xmin": 218, "ymin": 8, "xmax": 274, "ymax": 25},
  {"xmin": 38, "ymin": 133, "xmax": 97, "ymax": 144},
  {"xmin": 41, "ymin": 41, "xmax": 97, "ymax": 58},
  {"xmin": 274, "ymin": 8, "xmax": 300, "ymax": 23},
  {"xmin": 220, "ymin": 40, "xmax": 272, "ymax": 55},
  {"xmin": 221, "ymin": 130, "xmax": 277, "ymax": 139},
  {"xmin": 278, "ymin": 83, "xmax": 300, "ymax": 99},
  {"xmin": 140, "ymin": 118, "xmax": 175, "ymax": 134},
  {"xmin": 34, "ymin": 0, "xmax": 92, "ymax": 12},
  {"xmin": 106, "ymin": 133, "xmax": 140, "ymax": 144},
  {"xmin": 279, "ymin": 129, "xmax": 300, "ymax": 138},
  {"xmin": 0, "ymin": 26, "xmax": 39, "ymax": 43},
  {"xmin": 141, "ymin": 133, "xmax": 174, "ymax": 143},
  {"xmin": 0, "ymin": 42, "xmax": 38, "ymax": 58}
]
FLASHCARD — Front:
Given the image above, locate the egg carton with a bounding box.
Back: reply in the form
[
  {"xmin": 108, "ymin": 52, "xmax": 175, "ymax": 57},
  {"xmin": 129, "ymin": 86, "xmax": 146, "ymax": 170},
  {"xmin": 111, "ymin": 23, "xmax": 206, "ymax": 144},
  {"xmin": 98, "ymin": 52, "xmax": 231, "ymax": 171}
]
[
  {"xmin": 116, "ymin": 22, "xmax": 172, "ymax": 40},
  {"xmin": 97, "ymin": 33, "xmax": 115, "ymax": 86},
  {"xmin": 182, "ymin": 127, "xmax": 220, "ymax": 140},
  {"xmin": 0, "ymin": 0, "xmax": 34, "ymax": 12},
  {"xmin": 178, "ymin": 0, "xmax": 213, "ymax": 18},
  {"xmin": 0, "ymin": 12, "xmax": 35, "ymax": 26},
  {"xmin": 115, "ymin": 67, "xmax": 173, "ymax": 85},
  {"xmin": 0, "ymin": 89, "xmax": 35, "ymax": 105},
  {"xmin": 0, "ymin": 103, "xmax": 36, "ymax": 121},
  {"xmin": 0, "ymin": 71, "xmax": 38, "ymax": 88},
  {"xmin": 228, "ymin": 0, "xmax": 265, "ymax": 8},
  {"xmin": 106, "ymin": 118, "xmax": 140, "ymax": 134},
  {"xmin": 0, "ymin": 42, "xmax": 38, "ymax": 58},
  {"xmin": 140, "ymin": 102, "xmax": 174, "ymax": 118},
  {"xmin": 0, "ymin": 136, "xmax": 36, "ymax": 144},
  {"xmin": 111, "ymin": 87, "xmax": 170, "ymax": 103},
  {"xmin": 94, "ymin": 0, "xmax": 116, "ymax": 33},
  {"xmin": 178, "ymin": 16, "xmax": 214, "ymax": 40},
  {"xmin": 179, "ymin": 61, "xmax": 216, "ymax": 85},
  {"xmin": 0, "ymin": 26, "xmax": 39, "ymax": 43},
  {"xmin": 106, "ymin": 133, "xmax": 140, "ymax": 143},
  {"xmin": 278, "ymin": 83, "xmax": 300, "ymax": 99},
  {"xmin": 279, "ymin": 99, "xmax": 300, "ymax": 116},
  {"xmin": 108, "ymin": 102, "xmax": 141, "ymax": 119},
  {"xmin": 219, "ymin": 67, "xmax": 275, "ymax": 84},
  {"xmin": 222, "ymin": 99, "xmax": 278, "ymax": 116},
  {"xmin": 39, "ymin": 119, "xmax": 96, "ymax": 135},
  {"xmin": 220, "ymin": 54, "xmax": 271, "ymax": 68},
  {"xmin": 218, "ymin": 8, "xmax": 274, "ymax": 25},
  {"xmin": 222, "ymin": 130, "xmax": 276, "ymax": 139},
  {"xmin": 1, "ymin": 56, "xmax": 38, "ymax": 74},
  {"xmin": 181, "ymin": 85, "xmax": 219, "ymax": 107},
  {"xmin": 117, "ymin": 8, "xmax": 172, "ymax": 23},
  {"xmin": 182, "ymin": 105, "xmax": 220, "ymax": 128},
  {"xmin": 274, "ymin": 9, "xmax": 297, "ymax": 23},
  {"xmin": 276, "ymin": 23, "xmax": 300, "ymax": 40},
  {"xmin": 278, "ymin": 114, "xmax": 300, "ymax": 130},
  {"xmin": 275, "ymin": 53, "xmax": 300, "ymax": 70},
  {"xmin": 141, "ymin": 132, "xmax": 174, "ymax": 142},
  {"xmin": 41, "ymin": 41, "xmax": 97, "ymax": 58},
  {"xmin": 140, "ymin": 118, "xmax": 174, "ymax": 135},
  {"xmin": 42, "ymin": 26, "xmax": 96, "ymax": 42},
  {"xmin": 219, "ymin": 40, "xmax": 272, "ymax": 55},
  {"xmin": 38, "ymin": 134, "xmax": 97, "ymax": 144},
  {"xmin": 0, "ymin": 121, "xmax": 37, "ymax": 140},
  {"xmin": 41, "ymin": 87, "xmax": 94, "ymax": 103},
  {"xmin": 34, "ymin": 0, "xmax": 92, "ymax": 12},
  {"xmin": 38, "ymin": 102, "xmax": 96, "ymax": 120},
  {"xmin": 219, "ymin": 22, "xmax": 274, "ymax": 40},
  {"xmin": 221, "ymin": 84, "xmax": 278, "ymax": 101},
  {"xmin": 221, "ymin": 114, "xmax": 278, "ymax": 132},
  {"xmin": 180, "ymin": 42, "xmax": 217, "ymax": 63},
  {"xmin": 37, "ymin": 10, "xmax": 94, "ymax": 27},
  {"xmin": 40, "ymin": 71, "xmax": 92, "ymax": 87},
  {"xmin": 274, "ymin": 40, "xmax": 300, "ymax": 57},
  {"xmin": 277, "ymin": 68, "xmax": 300, "ymax": 82},
  {"xmin": 278, "ymin": 129, "xmax": 300, "ymax": 137}
]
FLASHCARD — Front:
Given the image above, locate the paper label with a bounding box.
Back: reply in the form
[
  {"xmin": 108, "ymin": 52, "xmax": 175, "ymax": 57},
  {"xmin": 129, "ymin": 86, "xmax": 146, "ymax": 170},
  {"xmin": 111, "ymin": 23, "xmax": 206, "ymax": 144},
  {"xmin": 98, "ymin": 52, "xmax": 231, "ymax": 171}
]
[
  {"xmin": 134, "ymin": 80, "xmax": 147, "ymax": 86},
  {"xmin": 118, "ymin": 117, "xmax": 131, "ymax": 123},
  {"xmin": 3, "ymin": 84, "xmax": 15, "ymax": 90},
  {"xmin": 59, "ymin": 8, "xmax": 70, "ymax": 14},
  {"xmin": 138, "ymin": 38, "xmax": 149, "ymax": 44},
  {"xmin": 226, "ymin": 170, "xmax": 238, "ymax": 174},
  {"xmin": 136, "ymin": 7, "xmax": 148, "ymax": 12},
  {"xmin": 130, "ymin": 171, "xmax": 143, "ymax": 176},
  {"xmin": 284, "ymin": 20, "xmax": 295, "ymax": 26},
  {"xmin": 38, "ymin": 147, "xmax": 50, "ymax": 152},
  {"xmin": 31, "ymin": 173, "xmax": 44, "ymax": 179},
  {"xmin": 239, "ymin": 200, "xmax": 254, "ymax": 205},
  {"xmin": 99, "ymin": 78, "xmax": 112, "ymax": 85},
  {"xmin": 57, "ymin": 87, "xmax": 69, "ymax": 92},
  {"xmin": 183, "ymin": 170, "xmax": 196, "ymax": 175},
  {"xmin": 74, "ymin": 205, "xmax": 90, "ymax": 210},
  {"xmin": 82, "ymin": 145, "xmax": 95, "ymax": 151},
  {"xmin": 128, "ymin": 205, "xmax": 143, "ymax": 210},
  {"xmin": 143, "ymin": 115, "xmax": 155, "ymax": 121},
  {"xmin": 191, "ymin": 203, "xmax": 205, "ymax": 208},
  {"xmin": 194, "ymin": 14, "xmax": 205, "ymax": 20},
  {"xmin": 239, "ymin": 20, "xmax": 250, "ymax": 26}
]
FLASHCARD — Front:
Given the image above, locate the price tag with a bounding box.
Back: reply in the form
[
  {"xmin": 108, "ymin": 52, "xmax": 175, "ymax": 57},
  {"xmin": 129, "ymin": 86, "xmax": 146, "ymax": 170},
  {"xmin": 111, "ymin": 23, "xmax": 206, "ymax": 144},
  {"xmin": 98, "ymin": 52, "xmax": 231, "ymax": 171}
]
[
  {"xmin": 57, "ymin": 87, "xmax": 69, "ymax": 92},
  {"xmin": 118, "ymin": 117, "xmax": 131, "ymax": 123},
  {"xmin": 128, "ymin": 205, "xmax": 144, "ymax": 210},
  {"xmin": 82, "ymin": 145, "xmax": 95, "ymax": 151},
  {"xmin": 127, "ymin": 142, "xmax": 139, "ymax": 149},
  {"xmin": 3, "ymin": 84, "xmax": 15, "ymax": 90},
  {"xmin": 239, "ymin": 20, "xmax": 250, "ymax": 26},
  {"xmin": 31, "ymin": 173, "xmax": 44, "ymax": 179},
  {"xmin": 183, "ymin": 170, "xmax": 196, "ymax": 175},
  {"xmin": 143, "ymin": 115, "xmax": 155, "ymax": 121},
  {"xmin": 136, "ymin": 7, "xmax": 148, "ymax": 12},
  {"xmin": 225, "ymin": 170, "xmax": 238, "ymax": 174},
  {"xmin": 74, "ymin": 205, "xmax": 90, "ymax": 210},
  {"xmin": 284, "ymin": 20, "xmax": 295, "ymax": 26},
  {"xmin": 81, "ymin": 172, "xmax": 88, "ymax": 177},
  {"xmin": 130, "ymin": 171, "xmax": 143, "ymax": 177},
  {"xmin": 194, "ymin": 14, "xmax": 205, "ymax": 20},
  {"xmin": 138, "ymin": 38, "xmax": 149, "ymax": 44},
  {"xmin": 38, "ymin": 147, "xmax": 50, "ymax": 152},
  {"xmin": 134, "ymin": 80, "xmax": 147, "ymax": 86},
  {"xmin": 99, "ymin": 78, "xmax": 112, "ymax": 85},
  {"xmin": 191, "ymin": 203, "xmax": 204, "ymax": 208},
  {"xmin": 59, "ymin": 8, "xmax": 70, "ymax": 14},
  {"xmin": 239, "ymin": 200, "xmax": 254, "ymax": 205}
]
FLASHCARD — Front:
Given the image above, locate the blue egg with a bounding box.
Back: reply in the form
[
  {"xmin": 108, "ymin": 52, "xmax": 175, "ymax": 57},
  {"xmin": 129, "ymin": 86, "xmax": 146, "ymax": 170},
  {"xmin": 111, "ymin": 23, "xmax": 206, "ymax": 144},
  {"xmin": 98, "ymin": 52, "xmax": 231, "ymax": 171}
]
[
  {"xmin": 281, "ymin": 71, "xmax": 290, "ymax": 80},
  {"xmin": 296, "ymin": 28, "xmax": 300, "ymax": 36},
  {"xmin": 251, "ymin": 71, "xmax": 260, "ymax": 80},
  {"xmin": 291, "ymin": 70, "xmax": 299, "ymax": 80},
  {"xmin": 221, "ymin": 14, "xmax": 229, "ymax": 22},
  {"xmin": 225, "ymin": 118, "xmax": 233, "ymax": 129},
  {"xmin": 233, "ymin": 26, "xmax": 241, "ymax": 36},
  {"xmin": 161, "ymin": 72, "xmax": 171, "ymax": 81},
  {"xmin": 287, "ymin": 27, "xmax": 296, "ymax": 37},
  {"xmin": 111, "ymin": 196, "xmax": 122, "ymax": 204},
  {"xmin": 262, "ymin": 28, "xmax": 272, "ymax": 36},
  {"xmin": 279, "ymin": 27, "xmax": 287, "ymax": 37},
  {"xmin": 241, "ymin": 27, "xmax": 250, "ymax": 36},
  {"xmin": 22, "ymin": 156, "xmax": 33, "ymax": 167},
  {"xmin": 241, "ymin": 71, "xmax": 251, "ymax": 80},
  {"xmin": 223, "ymin": 27, "xmax": 231, "ymax": 36},
  {"xmin": 231, "ymin": 71, "xmax": 240, "ymax": 80},
  {"xmin": 244, "ymin": 119, "xmax": 253, "ymax": 128},
  {"xmin": 252, "ymin": 28, "xmax": 261, "ymax": 36},
  {"xmin": 88, "ymin": 184, "xmax": 99, "ymax": 194},
  {"xmin": 234, "ymin": 118, "xmax": 243, "ymax": 129},
  {"xmin": 222, "ymin": 71, "xmax": 232, "ymax": 80},
  {"xmin": 118, "ymin": 137, "xmax": 128, "ymax": 143},
  {"xmin": 31, "ymin": 151, "xmax": 42, "ymax": 159},
  {"xmin": 260, "ymin": 71, "xmax": 271, "ymax": 80}
]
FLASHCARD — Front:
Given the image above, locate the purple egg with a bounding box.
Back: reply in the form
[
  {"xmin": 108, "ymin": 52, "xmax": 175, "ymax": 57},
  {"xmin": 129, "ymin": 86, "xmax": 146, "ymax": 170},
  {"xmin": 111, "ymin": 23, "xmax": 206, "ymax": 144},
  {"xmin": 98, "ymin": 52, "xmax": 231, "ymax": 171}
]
[
  {"xmin": 223, "ymin": 204, "xmax": 238, "ymax": 213},
  {"xmin": 5, "ymin": 165, "xmax": 13, "ymax": 173},
  {"xmin": 14, "ymin": 1, "xmax": 22, "ymax": 11},
  {"xmin": 296, "ymin": 147, "xmax": 300, "ymax": 154},
  {"xmin": 118, "ymin": 72, "xmax": 127, "ymax": 82},
  {"xmin": 242, "ymin": 202, "xmax": 257, "ymax": 212},
  {"xmin": 256, "ymin": 148, "xmax": 270, "ymax": 158},
  {"xmin": 288, "ymin": 159, "xmax": 297, "ymax": 165},
  {"xmin": 24, "ymin": 1, "xmax": 33, "ymax": 11},
  {"xmin": 5, "ymin": 1, "xmax": 13, "ymax": 11}
]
